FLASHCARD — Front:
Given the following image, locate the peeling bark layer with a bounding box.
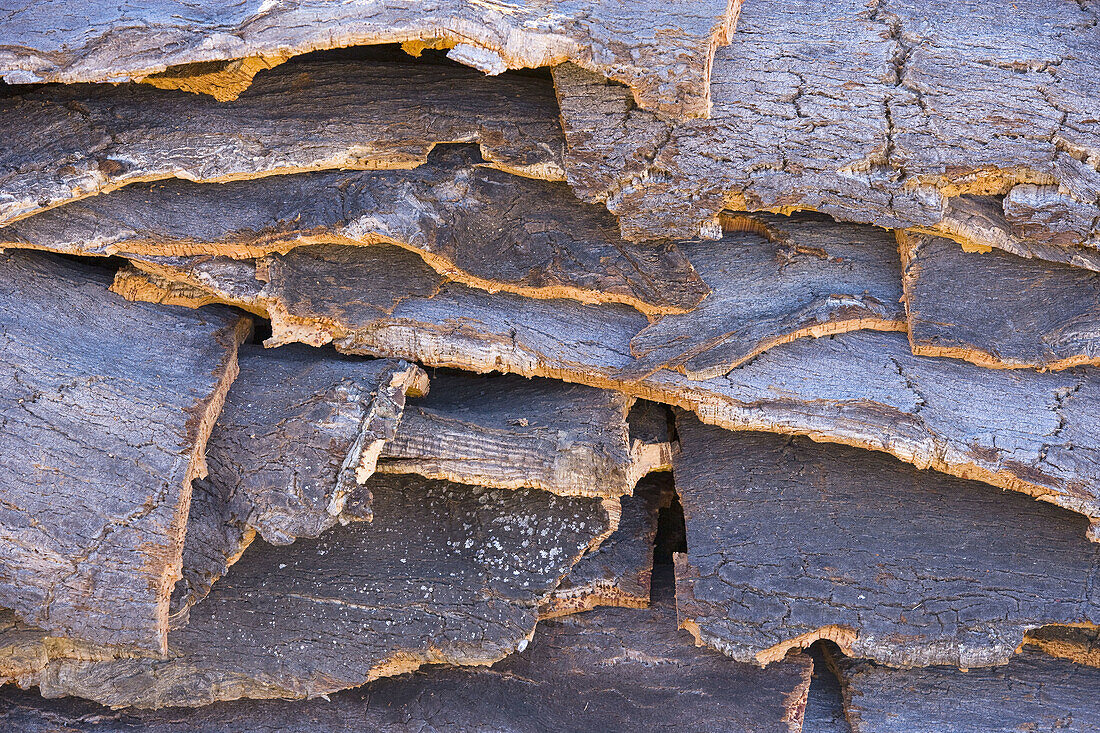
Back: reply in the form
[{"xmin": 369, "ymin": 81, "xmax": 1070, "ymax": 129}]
[
  {"xmin": 541, "ymin": 473, "xmax": 674, "ymax": 618},
  {"xmin": 0, "ymin": 0, "xmax": 740, "ymax": 119},
  {"xmin": 1024, "ymin": 625, "xmax": 1100, "ymax": 669},
  {"xmin": 111, "ymin": 236, "xmax": 1100, "ymax": 534},
  {"xmin": 0, "ymin": 589, "xmax": 811, "ymax": 731},
  {"xmin": 899, "ymin": 232, "xmax": 1100, "ymax": 370},
  {"xmin": 0, "ymin": 251, "xmax": 249, "ymax": 654},
  {"xmin": 554, "ymin": 0, "xmax": 1100, "ymax": 262},
  {"xmin": 173, "ymin": 345, "xmax": 428, "ymax": 617},
  {"xmin": 379, "ymin": 371, "xmax": 663, "ymax": 497},
  {"xmin": 0, "ymin": 61, "xmax": 564, "ymax": 229},
  {"xmin": 672, "ymin": 414, "xmax": 1100, "ymax": 668},
  {"xmin": 5, "ymin": 149, "xmax": 706, "ymax": 314},
  {"xmin": 1, "ymin": 474, "xmax": 616, "ymax": 708},
  {"xmin": 837, "ymin": 650, "xmax": 1100, "ymax": 732}
]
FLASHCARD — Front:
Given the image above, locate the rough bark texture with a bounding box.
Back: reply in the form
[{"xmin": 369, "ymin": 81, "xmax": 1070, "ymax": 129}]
[
  {"xmin": 553, "ymin": 0, "xmax": 1100, "ymax": 263},
  {"xmin": 379, "ymin": 371, "xmax": 664, "ymax": 497},
  {"xmin": 899, "ymin": 231, "xmax": 1100, "ymax": 370},
  {"xmin": 172, "ymin": 346, "xmax": 429, "ymax": 618},
  {"xmin": 0, "ymin": 588, "xmax": 811, "ymax": 731},
  {"xmin": 0, "ymin": 0, "xmax": 740, "ymax": 119},
  {"xmin": 111, "ymin": 236, "xmax": 1100, "ymax": 534},
  {"xmin": 541, "ymin": 473, "xmax": 674, "ymax": 618},
  {"xmin": 804, "ymin": 645, "xmax": 852, "ymax": 733},
  {"xmin": 0, "ymin": 473, "xmax": 617, "ymax": 708},
  {"xmin": 672, "ymin": 414, "xmax": 1100, "ymax": 668},
  {"xmin": 0, "ymin": 60, "xmax": 564, "ymax": 229},
  {"xmin": 6, "ymin": 148, "xmax": 706, "ymax": 315},
  {"xmin": 0, "ymin": 251, "xmax": 250, "ymax": 654},
  {"xmin": 837, "ymin": 650, "xmax": 1100, "ymax": 732},
  {"xmin": 1023, "ymin": 625, "xmax": 1100, "ymax": 669}
]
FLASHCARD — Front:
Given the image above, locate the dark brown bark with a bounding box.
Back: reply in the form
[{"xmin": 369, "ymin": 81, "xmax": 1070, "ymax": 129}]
[
  {"xmin": 1023, "ymin": 625, "xmax": 1100, "ymax": 669},
  {"xmin": 0, "ymin": 0, "xmax": 740, "ymax": 119},
  {"xmin": 0, "ymin": 251, "xmax": 250, "ymax": 654},
  {"xmin": 672, "ymin": 413, "xmax": 1100, "ymax": 668}
]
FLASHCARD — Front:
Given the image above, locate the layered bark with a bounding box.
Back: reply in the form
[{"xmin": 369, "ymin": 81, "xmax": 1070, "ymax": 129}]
[
  {"xmin": 672, "ymin": 414, "xmax": 1100, "ymax": 668},
  {"xmin": 899, "ymin": 232, "xmax": 1100, "ymax": 370},
  {"xmin": 379, "ymin": 371, "xmax": 665, "ymax": 497},
  {"xmin": 111, "ymin": 233, "xmax": 1100, "ymax": 535},
  {"xmin": 0, "ymin": 251, "xmax": 250, "ymax": 654},
  {"xmin": 0, "ymin": 61, "xmax": 564, "ymax": 229},
  {"xmin": 837, "ymin": 650, "xmax": 1100, "ymax": 732},
  {"xmin": 1023, "ymin": 625, "xmax": 1100, "ymax": 669},
  {"xmin": 0, "ymin": 473, "xmax": 617, "ymax": 708},
  {"xmin": 0, "ymin": 0, "xmax": 740, "ymax": 119},
  {"xmin": 6, "ymin": 149, "xmax": 706, "ymax": 314},
  {"xmin": 172, "ymin": 346, "xmax": 429, "ymax": 617},
  {"xmin": 553, "ymin": 0, "xmax": 1100, "ymax": 264}
]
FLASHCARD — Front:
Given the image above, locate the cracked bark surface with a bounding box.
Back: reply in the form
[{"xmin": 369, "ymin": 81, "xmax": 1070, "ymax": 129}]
[
  {"xmin": 0, "ymin": 0, "xmax": 740, "ymax": 119},
  {"xmin": 172, "ymin": 345, "xmax": 429, "ymax": 619},
  {"xmin": 672, "ymin": 414, "xmax": 1100, "ymax": 668},
  {"xmin": 899, "ymin": 232, "xmax": 1100, "ymax": 370},
  {"xmin": 111, "ymin": 235, "xmax": 1100, "ymax": 535},
  {"xmin": 541, "ymin": 473, "xmax": 674, "ymax": 619},
  {"xmin": 0, "ymin": 585, "xmax": 811, "ymax": 731},
  {"xmin": 378, "ymin": 371, "xmax": 664, "ymax": 497},
  {"xmin": 553, "ymin": 0, "xmax": 1100, "ymax": 264},
  {"xmin": 0, "ymin": 473, "xmax": 617, "ymax": 708},
  {"xmin": 837, "ymin": 649, "xmax": 1100, "ymax": 732},
  {"xmin": 0, "ymin": 251, "xmax": 250, "ymax": 655},
  {"xmin": 0, "ymin": 61, "xmax": 564, "ymax": 229},
  {"xmin": 5, "ymin": 148, "xmax": 705, "ymax": 315}
]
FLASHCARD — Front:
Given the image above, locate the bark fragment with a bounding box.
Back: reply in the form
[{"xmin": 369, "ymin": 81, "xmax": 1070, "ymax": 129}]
[
  {"xmin": 1023, "ymin": 625, "xmax": 1100, "ymax": 669},
  {"xmin": 5, "ymin": 149, "xmax": 706, "ymax": 314},
  {"xmin": 672, "ymin": 413, "xmax": 1100, "ymax": 668},
  {"xmin": 1, "ymin": 474, "xmax": 617, "ymax": 708},
  {"xmin": 0, "ymin": 251, "xmax": 250, "ymax": 654},
  {"xmin": 378, "ymin": 371, "xmax": 664, "ymax": 497},
  {"xmin": 899, "ymin": 232, "xmax": 1100, "ymax": 370},
  {"xmin": 553, "ymin": 0, "xmax": 1100, "ymax": 261},
  {"xmin": 0, "ymin": 61, "xmax": 564, "ymax": 228},
  {"xmin": 0, "ymin": 0, "xmax": 741, "ymax": 119}
]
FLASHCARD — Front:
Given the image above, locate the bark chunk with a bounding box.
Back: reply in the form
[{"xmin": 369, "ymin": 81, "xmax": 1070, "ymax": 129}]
[
  {"xmin": 672, "ymin": 413, "xmax": 1100, "ymax": 668},
  {"xmin": 0, "ymin": 251, "xmax": 249, "ymax": 654}
]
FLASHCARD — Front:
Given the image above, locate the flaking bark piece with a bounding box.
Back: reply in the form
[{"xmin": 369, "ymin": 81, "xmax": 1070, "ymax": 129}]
[
  {"xmin": 0, "ymin": 250, "xmax": 249, "ymax": 654},
  {"xmin": 836, "ymin": 650, "xmax": 1100, "ymax": 732},
  {"xmin": 541, "ymin": 473, "xmax": 674, "ymax": 618},
  {"xmin": 0, "ymin": 0, "xmax": 740, "ymax": 119},
  {"xmin": 378, "ymin": 371, "xmax": 664, "ymax": 497},
  {"xmin": 5, "ymin": 147, "xmax": 706, "ymax": 314},
  {"xmin": 1023, "ymin": 625, "xmax": 1100, "ymax": 668},
  {"xmin": 899, "ymin": 232, "xmax": 1100, "ymax": 370},
  {"xmin": 2, "ymin": 473, "xmax": 617, "ymax": 708},
  {"xmin": 553, "ymin": 0, "xmax": 1100, "ymax": 260},
  {"xmin": 672, "ymin": 413, "xmax": 1100, "ymax": 668},
  {"xmin": 0, "ymin": 60, "xmax": 564, "ymax": 229},
  {"xmin": 113, "ymin": 240, "xmax": 1100, "ymax": 536},
  {"xmin": 0, "ymin": 590, "xmax": 811, "ymax": 732},
  {"xmin": 171, "ymin": 345, "xmax": 429, "ymax": 618}
]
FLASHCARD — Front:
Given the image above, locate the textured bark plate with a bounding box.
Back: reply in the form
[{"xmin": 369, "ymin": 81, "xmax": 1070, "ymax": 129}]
[
  {"xmin": 379, "ymin": 371, "xmax": 666, "ymax": 497},
  {"xmin": 0, "ymin": 587, "xmax": 811, "ymax": 731},
  {"xmin": 173, "ymin": 345, "xmax": 428, "ymax": 617},
  {"xmin": 0, "ymin": 60, "xmax": 565, "ymax": 228},
  {"xmin": 1, "ymin": 473, "xmax": 617, "ymax": 708},
  {"xmin": 554, "ymin": 0, "xmax": 1100, "ymax": 261},
  {"xmin": 0, "ymin": 0, "xmax": 740, "ymax": 119},
  {"xmin": 672, "ymin": 413, "xmax": 1100, "ymax": 668},
  {"xmin": 837, "ymin": 650, "xmax": 1100, "ymax": 732},
  {"xmin": 5, "ymin": 148, "xmax": 706, "ymax": 314},
  {"xmin": 0, "ymin": 251, "xmax": 250, "ymax": 654},
  {"xmin": 899, "ymin": 232, "xmax": 1100, "ymax": 370}
]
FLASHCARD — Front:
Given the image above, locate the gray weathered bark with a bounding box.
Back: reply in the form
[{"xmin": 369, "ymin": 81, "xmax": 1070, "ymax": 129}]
[
  {"xmin": 0, "ymin": 474, "xmax": 617, "ymax": 708},
  {"xmin": 0, "ymin": 61, "xmax": 564, "ymax": 228},
  {"xmin": 553, "ymin": 0, "xmax": 1100, "ymax": 263},
  {"xmin": 0, "ymin": 251, "xmax": 250, "ymax": 654},
  {"xmin": 0, "ymin": 0, "xmax": 740, "ymax": 119},
  {"xmin": 672, "ymin": 413, "xmax": 1100, "ymax": 668}
]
